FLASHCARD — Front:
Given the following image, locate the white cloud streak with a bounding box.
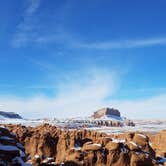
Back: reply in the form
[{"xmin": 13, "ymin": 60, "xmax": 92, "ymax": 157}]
[
  {"xmin": 0, "ymin": 69, "xmax": 117, "ymax": 118},
  {"xmin": 110, "ymin": 94, "xmax": 166, "ymax": 119},
  {"xmin": 0, "ymin": 68, "xmax": 166, "ymax": 120},
  {"xmin": 11, "ymin": 0, "xmax": 41, "ymax": 47},
  {"xmin": 25, "ymin": 0, "xmax": 41, "ymax": 16},
  {"xmin": 75, "ymin": 36, "xmax": 166, "ymax": 50},
  {"xmin": 11, "ymin": 0, "xmax": 166, "ymax": 49}
]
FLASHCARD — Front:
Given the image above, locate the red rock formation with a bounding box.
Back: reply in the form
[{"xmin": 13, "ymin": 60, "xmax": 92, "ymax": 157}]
[
  {"xmin": 3, "ymin": 124, "xmax": 166, "ymax": 166},
  {"xmin": 92, "ymin": 107, "xmax": 121, "ymax": 119},
  {"xmin": 151, "ymin": 130, "xmax": 166, "ymax": 158}
]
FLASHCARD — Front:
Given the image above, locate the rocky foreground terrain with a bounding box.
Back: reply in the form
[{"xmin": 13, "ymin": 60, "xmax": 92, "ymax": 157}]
[
  {"xmin": 0, "ymin": 126, "xmax": 29, "ymax": 165},
  {"xmin": 0, "ymin": 124, "xmax": 166, "ymax": 166}
]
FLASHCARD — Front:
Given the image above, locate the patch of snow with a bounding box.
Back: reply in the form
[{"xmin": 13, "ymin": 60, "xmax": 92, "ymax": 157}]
[
  {"xmin": 51, "ymin": 162, "xmax": 56, "ymax": 164},
  {"xmin": 149, "ymin": 142, "xmax": 152, "ymax": 147},
  {"xmin": 121, "ymin": 145, "xmax": 128, "ymax": 154},
  {"xmin": 97, "ymin": 115, "xmax": 123, "ymax": 121},
  {"xmin": 47, "ymin": 157, "xmax": 54, "ymax": 161},
  {"xmin": 129, "ymin": 141, "xmax": 138, "ymax": 147},
  {"xmin": 0, "ymin": 136, "xmax": 14, "ymax": 141},
  {"xmin": 17, "ymin": 143, "xmax": 24, "ymax": 150},
  {"xmin": 71, "ymin": 146, "xmax": 81, "ymax": 151},
  {"xmin": 145, "ymin": 153, "xmax": 149, "ymax": 157},
  {"xmin": 158, "ymin": 157, "xmax": 166, "ymax": 163},
  {"xmin": 121, "ymin": 148, "xmax": 128, "ymax": 154},
  {"xmin": 26, "ymin": 159, "xmax": 32, "ymax": 164},
  {"xmin": 0, "ymin": 145, "xmax": 18, "ymax": 151},
  {"xmin": 112, "ymin": 138, "xmax": 125, "ymax": 143},
  {"xmin": 34, "ymin": 154, "xmax": 40, "ymax": 158},
  {"xmin": 135, "ymin": 152, "xmax": 141, "ymax": 155},
  {"xmin": 137, "ymin": 134, "xmax": 146, "ymax": 138},
  {"xmin": 42, "ymin": 157, "xmax": 54, "ymax": 163},
  {"xmin": 13, "ymin": 156, "xmax": 32, "ymax": 166},
  {"xmin": 92, "ymin": 143, "xmax": 102, "ymax": 147},
  {"xmin": 42, "ymin": 160, "xmax": 47, "ymax": 163},
  {"xmin": 20, "ymin": 150, "xmax": 26, "ymax": 158}
]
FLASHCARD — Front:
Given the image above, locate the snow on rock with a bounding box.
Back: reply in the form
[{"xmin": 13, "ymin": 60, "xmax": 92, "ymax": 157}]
[
  {"xmin": 20, "ymin": 150, "xmax": 26, "ymax": 158},
  {"xmin": 92, "ymin": 143, "xmax": 102, "ymax": 147},
  {"xmin": 0, "ymin": 126, "xmax": 30, "ymax": 165},
  {"xmin": 129, "ymin": 141, "xmax": 138, "ymax": 147},
  {"xmin": 0, "ymin": 135, "xmax": 14, "ymax": 140},
  {"xmin": 71, "ymin": 146, "xmax": 81, "ymax": 151},
  {"xmin": 112, "ymin": 138, "xmax": 125, "ymax": 143},
  {"xmin": 42, "ymin": 157, "xmax": 54, "ymax": 164},
  {"xmin": 17, "ymin": 142, "xmax": 25, "ymax": 150},
  {"xmin": 13, "ymin": 157, "xmax": 32, "ymax": 166},
  {"xmin": 34, "ymin": 154, "xmax": 40, "ymax": 158},
  {"xmin": 0, "ymin": 145, "xmax": 19, "ymax": 151},
  {"xmin": 157, "ymin": 157, "xmax": 166, "ymax": 164},
  {"xmin": 137, "ymin": 133, "xmax": 147, "ymax": 138}
]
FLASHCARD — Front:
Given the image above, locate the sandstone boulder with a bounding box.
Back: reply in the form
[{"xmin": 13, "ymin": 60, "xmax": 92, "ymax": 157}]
[
  {"xmin": 130, "ymin": 152, "xmax": 153, "ymax": 166},
  {"xmin": 82, "ymin": 142, "xmax": 102, "ymax": 151},
  {"xmin": 105, "ymin": 141, "xmax": 121, "ymax": 151}
]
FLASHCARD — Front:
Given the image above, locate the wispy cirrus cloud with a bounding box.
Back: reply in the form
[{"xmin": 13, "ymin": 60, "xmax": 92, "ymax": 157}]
[
  {"xmin": 11, "ymin": 0, "xmax": 74, "ymax": 48},
  {"xmin": 11, "ymin": 0, "xmax": 166, "ymax": 50},
  {"xmin": 25, "ymin": 0, "xmax": 41, "ymax": 16},
  {"xmin": 11, "ymin": 0, "xmax": 42, "ymax": 47},
  {"xmin": 75, "ymin": 36, "xmax": 166, "ymax": 50}
]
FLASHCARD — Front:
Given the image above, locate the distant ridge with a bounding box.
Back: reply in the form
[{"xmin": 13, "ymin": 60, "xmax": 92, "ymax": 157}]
[{"xmin": 0, "ymin": 111, "xmax": 22, "ymax": 119}]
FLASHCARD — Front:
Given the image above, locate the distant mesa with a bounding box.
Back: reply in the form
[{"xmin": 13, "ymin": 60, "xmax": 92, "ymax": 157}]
[
  {"xmin": 0, "ymin": 111, "xmax": 22, "ymax": 119},
  {"xmin": 69, "ymin": 107, "xmax": 135, "ymax": 127},
  {"xmin": 89, "ymin": 107, "xmax": 135, "ymax": 127},
  {"xmin": 91, "ymin": 107, "xmax": 121, "ymax": 119}
]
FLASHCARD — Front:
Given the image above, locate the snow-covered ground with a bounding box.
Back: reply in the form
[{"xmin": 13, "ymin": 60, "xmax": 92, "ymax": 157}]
[
  {"xmin": 94, "ymin": 114, "xmax": 124, "ymax": 121},
  {"xmin": 1, "ymin": 118, "xmax": 166, "ymax": 134},
  {"xmin": 86, "ymin": 119, "xmax": 166, "ymax": 134},
  {"xmin": 0, "ymin": 118, "xmax": 45, "ymax": 127}
]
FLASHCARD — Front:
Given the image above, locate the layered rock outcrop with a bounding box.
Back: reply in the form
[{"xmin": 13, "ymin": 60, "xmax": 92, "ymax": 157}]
[
  {"xmin": 92, "ymin": 108, "xmax": 121, "ymax": 119},
  {"xmin": 3, "ymin": 123, "xmax": 166, "ymax": 166}
]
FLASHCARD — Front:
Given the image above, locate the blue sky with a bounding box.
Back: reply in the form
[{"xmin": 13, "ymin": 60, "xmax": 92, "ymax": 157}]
[{"xmin": 0, "ymin": 0, "xmax": 166, "ymax": 119}]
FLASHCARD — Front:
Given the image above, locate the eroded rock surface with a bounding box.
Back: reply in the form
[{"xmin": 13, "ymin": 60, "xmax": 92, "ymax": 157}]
[{"xmin": 3, "ymin": 124, "xmax": 166, "ymax": 166}]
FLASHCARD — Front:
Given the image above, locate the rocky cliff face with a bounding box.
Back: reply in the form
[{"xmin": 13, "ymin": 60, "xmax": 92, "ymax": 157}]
[
  {"xmin": 150, "ymin": 130, "xmax": 166, "ymax": 158},
  {"xmin": 92, "ymin": 108, "xmax": 121, "ymax": 119},
  {"xmin": 3, "ymin": 123, "xmax": 166, "ymax": 166}
]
